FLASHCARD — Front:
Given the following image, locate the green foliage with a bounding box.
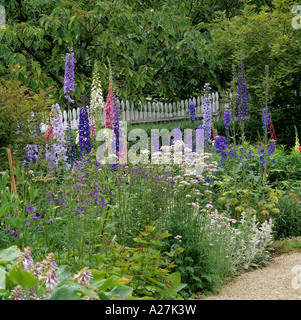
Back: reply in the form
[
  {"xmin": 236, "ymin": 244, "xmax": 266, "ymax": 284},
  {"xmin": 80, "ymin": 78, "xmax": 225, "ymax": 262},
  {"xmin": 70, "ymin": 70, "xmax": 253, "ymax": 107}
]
[
  {"xmin": 268, "ymin": 149, "xmax": 301, "ymax": 182},
  {"xmin": 49, "ymin": 266, "xmax": 153, "ymax": 301},
  {"xmin": 0, "ymin": 0, "xmax": 213, "ymax": 105},
  {"xmin": 95, "ymin": 227, "xmax": 186, "ymax": 299},
  {"xmin": 164, "ymin": 226, "xmax": 225, "ymax": 297},
  {"xmin": 0, "ymin": 0, "xmax": 275, "ymax": 106},
  {"xmin": 207, "ymin": 1, "xmax": 301, "ymax": 149},
  {"xmin": 273, "ymin": 236, "xmax": 301, "ymax": 254},
  {"xmin": 272, "ymin": 191, "xmax": 301, "ymax": 240},
  {"xmin": 0, "ymin": 78, "xmax": 53, "ymax": 171},
  {"xmin": 208, "ymin": 1, "xmax": 301, "ymax": 102},
  {"xmin": 216, "ymin": 172, "xmax": 281, "ymax": 220},
  {"xmin": 0, "ymin": 246, "xmax": 155, "ymax": 300}
]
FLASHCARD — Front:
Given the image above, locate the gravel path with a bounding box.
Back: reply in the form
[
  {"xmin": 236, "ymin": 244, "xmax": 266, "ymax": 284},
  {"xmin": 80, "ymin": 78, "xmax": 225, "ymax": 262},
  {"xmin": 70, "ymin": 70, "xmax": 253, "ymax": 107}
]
[{"xmin": 201, "ymin": 251, "xmax": 301, "ymax": 300}]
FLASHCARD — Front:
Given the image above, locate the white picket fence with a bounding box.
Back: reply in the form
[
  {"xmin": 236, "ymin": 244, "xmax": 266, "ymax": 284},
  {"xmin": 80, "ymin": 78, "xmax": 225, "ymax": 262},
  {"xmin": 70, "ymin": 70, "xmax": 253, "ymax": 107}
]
[{"xmin": 41, "ymin": 92, "xmax": 225, "ymax": 132}]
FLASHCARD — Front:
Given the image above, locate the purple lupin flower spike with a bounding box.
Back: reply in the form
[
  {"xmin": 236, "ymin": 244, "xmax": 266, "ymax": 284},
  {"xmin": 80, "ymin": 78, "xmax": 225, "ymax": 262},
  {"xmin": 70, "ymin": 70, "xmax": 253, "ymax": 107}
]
[
  {"xmin": 45, "ymin": 103, "xmax": 68, "ymax": 171},
  {"xmin": 258, "ymin": 147, "xmax": 265, "ymax": 166},
  {"xmin": 203, "ymin": 83, "xmax": 212, "ymax": 148},
  {"xmin": 64, "ymin": 51, "xmax": 75, "ymax": 103},
  {"xmin": 188, "ymin": 101, "xmax": 196, "ymax": 124},
  {"xmin": 112, "ymin": 95, "xmax": 121, "ymax": 153},
  {"xmin": 223, "ymin": 109, "xmax": 231, "ymax": 143},
  {"xmin": 262, "ymin": 107, "xmax": 270, "ymax": 131},
  {"xmin": 223, "ymin": 109, "xmax": 231, "ymax": 131},
  {"xmin": 78, "ymin": 95, "xmax": 91, "ymax": 157},
  {"xmin": 214, "ymin": 136, "xmax": 228, "ymax": 165}
]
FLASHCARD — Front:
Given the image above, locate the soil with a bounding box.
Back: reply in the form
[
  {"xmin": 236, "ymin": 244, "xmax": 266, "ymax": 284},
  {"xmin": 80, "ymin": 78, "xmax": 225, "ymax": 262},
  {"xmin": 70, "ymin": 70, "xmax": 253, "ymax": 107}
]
[{"xmin": 199, "ymin": 250, "xmax": 301, "ymax": 300}]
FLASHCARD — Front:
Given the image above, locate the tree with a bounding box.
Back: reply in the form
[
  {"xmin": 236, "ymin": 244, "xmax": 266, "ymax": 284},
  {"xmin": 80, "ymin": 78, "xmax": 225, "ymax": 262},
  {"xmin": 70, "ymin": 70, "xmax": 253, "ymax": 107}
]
[
  {"xmin": 206, "ymin": 0, "xmax": 301, "ymax": 147},
  {"xmin": 0, "ymin": 0, "xmax": 211, "ymax": 107},
  {"xmin": 0, "ymin": 78, "xmax": 53, "ymax": 170}
]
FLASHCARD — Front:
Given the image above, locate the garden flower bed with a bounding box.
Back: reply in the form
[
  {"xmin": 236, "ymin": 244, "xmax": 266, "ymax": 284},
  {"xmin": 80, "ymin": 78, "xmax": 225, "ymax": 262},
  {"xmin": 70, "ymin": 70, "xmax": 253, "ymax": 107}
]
[{"xmin": 1, "ymin": 50, "xmax": 301, "ymax": 301}]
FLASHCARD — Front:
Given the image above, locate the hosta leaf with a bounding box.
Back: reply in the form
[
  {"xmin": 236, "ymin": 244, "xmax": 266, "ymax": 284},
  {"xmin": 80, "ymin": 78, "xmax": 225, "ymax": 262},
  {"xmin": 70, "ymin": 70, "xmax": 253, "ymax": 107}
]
[{"xmin": 8, "ymin": 265, "xmax": 39, "ymax": 290}]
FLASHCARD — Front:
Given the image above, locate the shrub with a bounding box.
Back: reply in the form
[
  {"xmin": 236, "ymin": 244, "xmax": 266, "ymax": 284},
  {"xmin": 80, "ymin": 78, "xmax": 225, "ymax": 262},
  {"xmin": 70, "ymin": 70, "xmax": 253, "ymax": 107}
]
[
  {"xmin": 272, "ymin": 192, "xmax": 301, "ymax": 240},
  {"xmin": 95, "ymin": 227, "xmax": 186, "ymax": 299},
  {"xmin": 268, "ymin": 151, "xmax": 301, "ymax": 183},
  {"xmin": 0, "ymin": 78, "xmax": 53, "ymax": 171}
]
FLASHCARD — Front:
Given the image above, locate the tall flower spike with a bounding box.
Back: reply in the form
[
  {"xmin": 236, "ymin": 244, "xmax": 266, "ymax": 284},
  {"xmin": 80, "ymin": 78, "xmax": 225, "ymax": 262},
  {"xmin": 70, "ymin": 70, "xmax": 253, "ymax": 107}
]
[
  {"xmin": 262, "ymin": 107, "xmax": 270, "ymax": 132},
  {"xmin": 112, "ymin": 95, "xmax": 121, "ymax": 153},
  {"xmin": 64, "ymin": 50, "xmax": 75, "ymax": 103},
  {"xmin": 214, "ymin": 136, "xmax": 228, "ymax": 166},
  {"xmin": 188, "ymin": 101, "xmax": 196, "ymax": 124},
  {"xmin": 23, "ymin": 144, "xmax": 39, "ymax": 167},
  {"xmin": 45, "ymin": 104, "xmax": 68, "ymax": 171},
  {"xmin": 104, "ymin": 60, "xmax": 114, "ymax": 129},
  {"xmin": 188, "ymin": 101, "xmax": 196, "ymax": 151},
  {"xmin": 203, "ymin": 83, "xmax": 212, "ymax": 148},
  {"xmin": 23, "ymin": 111, "xmax": 41, "ymax": 167},
  {"xmin": 294, "ymin": 125, "xmax": 300, "ymax": 152},
  {"xmin": 212, "ymin": 126, "xmax": 217, "ymax": 140},
  {"xmin": 258, "ymin": 147, "xmax": 265, "ymax": 166},
  {"xmin": 78, "ymin": 96, "xmax": 91, "ymax": 157},
  {"xmin": 223, "ymin": 109, "xmax": 231, "ymax": 143},
  {"xmin": 268, "ymin": 141, "xmax": 276, "ymax": 157},
  {"xmin": 223, "ymin": 109, "xmax": 231, "ymax": 131},
  {"xmin": 90, "ymin": 61, "xmax": 105, "ymax": 125},
  {"xmin": 45, "ymin": 125, "xmax": 54, "ymax": 143},
  {"xmin": 269, "ymin": 117, "xmax": 277, "ymax": 142}
]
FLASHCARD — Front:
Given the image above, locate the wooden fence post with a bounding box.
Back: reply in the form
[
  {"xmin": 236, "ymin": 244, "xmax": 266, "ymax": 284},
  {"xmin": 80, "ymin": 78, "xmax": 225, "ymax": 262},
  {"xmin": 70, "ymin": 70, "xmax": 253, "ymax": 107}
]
[{"xmin": 7, "ymin": 148, "xmax": 18, "ymax": 196}]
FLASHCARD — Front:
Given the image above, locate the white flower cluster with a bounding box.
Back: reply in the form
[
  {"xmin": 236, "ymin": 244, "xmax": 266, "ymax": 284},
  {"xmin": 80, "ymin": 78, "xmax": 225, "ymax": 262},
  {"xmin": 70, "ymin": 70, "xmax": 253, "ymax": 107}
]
[{"xmin": 90, "ymin": 61, "xmax": 105, "ymax": 121}]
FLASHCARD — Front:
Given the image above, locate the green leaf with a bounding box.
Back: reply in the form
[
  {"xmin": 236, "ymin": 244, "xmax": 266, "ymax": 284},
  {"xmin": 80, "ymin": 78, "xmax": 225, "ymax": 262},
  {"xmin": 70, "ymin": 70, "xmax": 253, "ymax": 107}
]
[
  {"xmin": 68, "ymin": 15, "xmax": 78, "ymax": 30},
  {"xmin": 161, "ymin": 272, "xmax": 186, "ymax": 299},
  {"xmin": 56, "ymin": 265, "xmax": 72, "ymax": 282},
  {"xmin": 106, "ymin": 285, "xmax": 133, "ymax": 300},
  {"xmin": 0, "ymin": 203, "xmax": 13, "ymax": 219},
  {"xmin": 0, "ymin": 266, "xmax": 6, "ymax": 289},
  {"xmin": 0, "ymin": 170, "xmax": 9, "ymax": 188},
  {"xmin": 127, "ymin": 295, "xmax": 156, "ymax": 300},
  {"xmin": 90, "ymin": 269, "xmax": 108, "ymax": 281},
  {"xmin": 49, "ymin": 284, "xmax": 79, "ymax": 300},
  {"xmin": 93, "ymin": 276, "xmax": 122, "ymax": 291},
  {"xmin": 29, "ymin": 186, "xmax": 37, "ymax": 200},
  {"xmin": 0, "ymin": 246, "xmax": 21, "ymax": 265},
  {"xmin": 145, "ymin": 226, "xmax": 154, "ymax": 233},
  {"xmin": 8, "ymin": 265, "xmax": 39, "ymax": 290},
  {"xmin": 98, "ymin": 291, "xmax": 110, "ymax": 300},
  {"xmin": 161, "ymin": 232, "xmax": 172, "ymax": 238},
  {"xmin": 50, "ymin": 280, "xmax": 99, "ymax": 300}
]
